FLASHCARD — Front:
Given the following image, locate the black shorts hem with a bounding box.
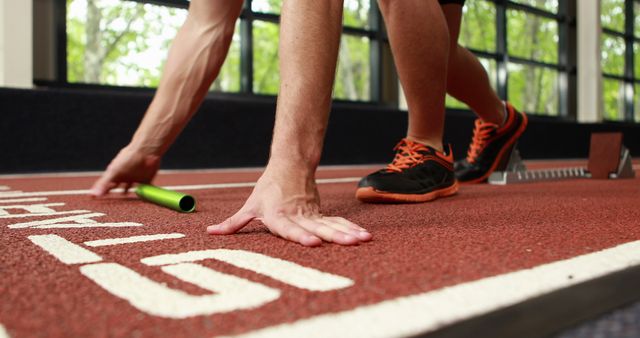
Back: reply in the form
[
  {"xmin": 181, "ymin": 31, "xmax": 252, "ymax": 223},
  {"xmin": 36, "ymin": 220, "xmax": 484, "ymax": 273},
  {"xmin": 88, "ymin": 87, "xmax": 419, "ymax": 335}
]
[{"xmin": 439, "ymin": 0, "xmax": 466, "ymax": 5}]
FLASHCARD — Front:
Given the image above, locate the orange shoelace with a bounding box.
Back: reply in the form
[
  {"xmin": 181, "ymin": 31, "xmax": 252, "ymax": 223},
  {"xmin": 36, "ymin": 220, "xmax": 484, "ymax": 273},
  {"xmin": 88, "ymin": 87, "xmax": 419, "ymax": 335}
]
[
  {"xmin": 466, "ymin": 119, "xmax": 499, "ymax": 163},
  {"xmin": 385, "ymin": 139, "xmax": 430, "ymax": 173}
]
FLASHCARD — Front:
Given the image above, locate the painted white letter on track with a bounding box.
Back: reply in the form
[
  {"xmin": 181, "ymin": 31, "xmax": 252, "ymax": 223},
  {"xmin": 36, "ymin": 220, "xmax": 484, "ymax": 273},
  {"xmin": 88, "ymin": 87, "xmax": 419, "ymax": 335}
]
[
  {"xmin": 8, "ymin": 213, "xmax": 143, "ymax": 229},
  {"xmin": 80, "ymin": 262, "xmax": 280, "ymax": 319}
]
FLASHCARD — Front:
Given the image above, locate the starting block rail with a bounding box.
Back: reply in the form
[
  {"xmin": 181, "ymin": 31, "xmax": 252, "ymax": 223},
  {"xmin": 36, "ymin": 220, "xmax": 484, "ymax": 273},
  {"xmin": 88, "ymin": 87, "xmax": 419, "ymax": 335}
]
[{"xmin": 488, "ymin": 133, "xmax": 635, "ymax": 185}]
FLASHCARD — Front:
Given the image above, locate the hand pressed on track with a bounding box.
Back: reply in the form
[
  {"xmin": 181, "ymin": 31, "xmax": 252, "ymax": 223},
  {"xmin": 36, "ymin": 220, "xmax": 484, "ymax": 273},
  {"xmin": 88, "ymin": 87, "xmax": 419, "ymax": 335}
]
[
  {"xmin": 89, "ymin": 146, "xmax": 161, "ymax": 197},
  {"xmin": 206, "ymin": 169, "xmax": 372, "ymax": 246}
]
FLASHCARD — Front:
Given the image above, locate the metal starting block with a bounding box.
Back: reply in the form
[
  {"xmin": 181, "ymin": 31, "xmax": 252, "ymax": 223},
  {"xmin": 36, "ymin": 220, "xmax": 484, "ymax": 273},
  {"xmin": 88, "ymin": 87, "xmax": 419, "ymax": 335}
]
[{"xmin": 488, "ymin": 132, "xmax": 635, "ymax": 185}]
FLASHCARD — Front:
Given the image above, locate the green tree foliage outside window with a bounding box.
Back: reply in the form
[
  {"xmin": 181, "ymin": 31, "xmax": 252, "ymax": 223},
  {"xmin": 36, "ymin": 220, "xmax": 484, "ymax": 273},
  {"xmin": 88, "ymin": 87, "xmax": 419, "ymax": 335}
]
[
  {"xmin": 634, "ymin": 43, "xmax": 640, "ymax": 78},
  {"xmin": 67, "ymin": 0, "xmax": 240, "ymax": 91},
  {"xmin": 508, "ymin": 63, "xmax": 558, "ymax": 115},
  {"xmin": 635, "ymin": 84, "xmax": 640, "ymax": 122},
  {"xmin": 211, "ymin": 24, "xmax": 241, "ymax": 93},
  {"xmin": 635, "ymin": 1, "xmax": 640, "ymax": 37},
  {"xmin": 252, "ymin": 20, "xmax": 280, "ymax": 95},
  {"xmin": 67, "ymin": 0, "xmax": 186, "ymax": 87},
  {"xmin": 601, "ymin": 0, "xmax": 626, "ymax": 32},
  {"xmin": 459, "ymin": 0, "xmax": 496, "ymax": 53},
  {"xmin": 251, "ymin": 0, "xmax": 281, "ymax": 14},
  {"xmin": 507, "ymin": 10, "xmax": 558, "ymax": 64},
  {"xmin": 334, "ymin": 36, "xmax": 370, "ymax": 101},
  {"xmin": 343, "ymin": 0, "xmax": 370, "ymax": 29},
  {"xmin": 601, "ymin": 34, "xmax": 626, "ymax": 76},
  {"xmin": 448, "ymin": 0, "xmax": 560, "ymax": 115},
  {"xmin": 602, "ymin": 79, "xmax": 625, "ymax": 120}
]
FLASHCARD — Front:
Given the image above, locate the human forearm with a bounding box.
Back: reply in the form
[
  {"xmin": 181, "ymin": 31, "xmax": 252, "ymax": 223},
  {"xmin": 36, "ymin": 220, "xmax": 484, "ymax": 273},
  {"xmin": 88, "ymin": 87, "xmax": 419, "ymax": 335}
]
[
  {"xmin": 268, "ymin": 0, "xmax": 344, "ymax": 170},
  {"xmin": 130, "ymin": 0, "xmax": 242, "ymax": 156}
]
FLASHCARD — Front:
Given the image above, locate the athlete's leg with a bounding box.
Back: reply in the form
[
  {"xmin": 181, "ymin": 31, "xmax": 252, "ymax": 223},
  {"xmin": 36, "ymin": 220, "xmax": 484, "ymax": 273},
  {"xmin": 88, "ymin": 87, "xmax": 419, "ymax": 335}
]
[
  {"xmin": 378, "ymin": 0, "xmax": 450, "ymax": 151},
  {"xmin": 442, "ymin": 3, "xmax": 505, "ymax": 125}
]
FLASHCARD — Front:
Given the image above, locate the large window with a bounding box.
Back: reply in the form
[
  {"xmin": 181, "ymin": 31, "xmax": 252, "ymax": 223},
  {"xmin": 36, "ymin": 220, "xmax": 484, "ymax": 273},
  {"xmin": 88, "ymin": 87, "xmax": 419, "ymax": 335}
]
[
  {"xmin": 64, "ymin": 0, "xmax": 381, "ymax": 102},
  {"xmin": 59, "ymin": 0, "xmax": 584, "ymax": 117},
  {"xmin": 447, "ymin": 0, "xmax": 569, "ymax": 117},
  {"xmin": 601, "ymin": 0, "xmax": 639, "ymax": 122}
]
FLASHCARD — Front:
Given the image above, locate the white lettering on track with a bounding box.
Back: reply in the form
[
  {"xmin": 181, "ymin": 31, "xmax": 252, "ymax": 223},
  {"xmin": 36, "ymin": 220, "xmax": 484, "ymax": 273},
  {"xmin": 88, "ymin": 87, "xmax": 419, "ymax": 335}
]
[
  {"xmin": 142, "ymin": 249, "xmax": 354, "ymax": 291},
  {"xmin": 84, "ymin": 233, "xmax": 185, "ymax": 247},
  {"xmin": 0, "ymin": 323, "xmax": 9, "ymax": 338},
  {"xmin": 0, "ymin": 203, "xmax": 68, "ymax": 216},
  {"xmin": 0, "ymin": 198, "xmax": 48, "ymax": 204},
  {"xmin": 9, "ymin": 213, "xmax": 143, "ymax": 229},
  {"xmin": 80, "ymin": 262, "xmax": 280, "ymax": 319},
  {"xmin": 28, "ymin": 234, "xmax": 103, "ymax": 265}
]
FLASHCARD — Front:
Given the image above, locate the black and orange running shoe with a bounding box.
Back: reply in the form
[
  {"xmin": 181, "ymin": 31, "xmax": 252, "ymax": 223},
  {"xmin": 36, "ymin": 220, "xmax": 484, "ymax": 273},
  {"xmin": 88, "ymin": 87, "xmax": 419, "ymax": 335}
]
[
  {"xmin": 356, "ymin": 139, "xmax": 459, "ymax": 203},
  {"xmin": 454, "ymin": 102, "xmax": 528, "ymax": 184}
]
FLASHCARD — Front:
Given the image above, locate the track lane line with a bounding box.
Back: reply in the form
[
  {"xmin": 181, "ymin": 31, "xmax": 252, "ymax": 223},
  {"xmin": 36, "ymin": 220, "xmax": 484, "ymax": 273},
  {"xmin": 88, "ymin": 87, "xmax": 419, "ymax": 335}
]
[
  {"xmin": 28, "ymin": 234, "xmax": 103, "ymax": 265},
  {"xmin": 0, "ymin": 177, "xmax": 361, "ymax": 198},
  {"xmin": 84, "ymin": 233, "xmax": 186, "ymax": 247},
  {"xmin": 0, "ymin": 324, "xmax": 9, "ymax": 338},
  {"xmin": 0, "ymin": 198, "xmax": 48, "ymax": 204},
  {"xmin": 223, "ymin": 240, "xmax": 640, "ymax": 338}
]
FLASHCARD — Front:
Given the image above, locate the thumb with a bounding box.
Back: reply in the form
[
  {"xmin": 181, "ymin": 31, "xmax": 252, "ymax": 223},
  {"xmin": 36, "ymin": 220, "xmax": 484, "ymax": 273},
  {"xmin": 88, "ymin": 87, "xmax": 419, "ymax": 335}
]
[{"xmin": 207, "ymin": 210, "xmax": 255, "ymax": 235}]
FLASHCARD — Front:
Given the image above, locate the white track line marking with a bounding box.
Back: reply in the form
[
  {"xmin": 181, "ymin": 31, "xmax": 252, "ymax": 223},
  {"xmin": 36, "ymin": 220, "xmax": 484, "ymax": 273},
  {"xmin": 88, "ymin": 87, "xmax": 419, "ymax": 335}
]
[
  {"xmin": 9, "ymin": 213, "xmax": 143, "ymax": 229},
  {"xmin": 142, "ymin": 249, "xmax": 353, "ymax": 292},
  {"xmin": 0, "ymin": 324, "xmax": 9, "ymax": 338},
  {"xmin": 84, "ymin": 233, "xmax": 185, "ymax": 247},
  {"xmin": 0, "ymin": 164, "xmax": 382, "ymax": 179},
  {"xmin": 0, "ymin": 202, "xmax": 65, "ymax": 216},
  {"xmin": 0, "ymin": 210, "xmax": 91, "ymax": 219},
  {"xmin": 224, "ymin": 240, "xmax": 640, "ymax": 338},
  {"xmin": 28, "ymin": 234, "xmax": 102, "ymax": 265},
  {"xmin": 0, "ymin": 177, "xmax": 361, "ymax": 198},
  {"xmin": 0, "ymin": 198, "xmax": 47, "ymax": 204},
  {"xmin": 80, "ymin": 262, "xmax": 280, "ymax": 319},
  {"xmin": 0, "ymin": 186, "xmax": 9, "ymax": 191}
]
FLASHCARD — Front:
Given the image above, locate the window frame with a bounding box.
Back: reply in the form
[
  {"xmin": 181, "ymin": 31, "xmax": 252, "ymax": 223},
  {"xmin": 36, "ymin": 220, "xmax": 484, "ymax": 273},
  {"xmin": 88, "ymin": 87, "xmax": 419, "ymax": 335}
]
[
  {"xmin": 45, "ymin": 0, "xmax": 388, "ymax": 104},
  {"xmin": 600, "ymin": 0, "xmax": 638, "ymax": 122},
  {"xmin": 466, "ymin": 0, "xmax": 575, "ymax": 118},
  {"xmin": 44, "ymin": 0, "xmax": 580, "ymax": 117}
]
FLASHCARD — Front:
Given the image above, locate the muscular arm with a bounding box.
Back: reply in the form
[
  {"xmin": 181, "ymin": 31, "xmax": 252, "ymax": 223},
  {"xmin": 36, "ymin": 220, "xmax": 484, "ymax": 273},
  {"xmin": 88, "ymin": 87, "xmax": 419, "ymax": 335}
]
[
  {"xmin": 90, "ymin": 0, "xmax": 243, "ymax": 195},
  {"xmin": 207, "ymin": 0, "xmax": 373, "ymax": 246}
]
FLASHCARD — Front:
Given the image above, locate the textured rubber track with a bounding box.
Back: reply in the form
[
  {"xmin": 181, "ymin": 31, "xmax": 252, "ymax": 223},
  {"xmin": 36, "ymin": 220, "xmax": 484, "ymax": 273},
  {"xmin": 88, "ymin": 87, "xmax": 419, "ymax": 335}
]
[{"xmin": 0, "ymin": 162, "xmax": 639, "ymax": 338}]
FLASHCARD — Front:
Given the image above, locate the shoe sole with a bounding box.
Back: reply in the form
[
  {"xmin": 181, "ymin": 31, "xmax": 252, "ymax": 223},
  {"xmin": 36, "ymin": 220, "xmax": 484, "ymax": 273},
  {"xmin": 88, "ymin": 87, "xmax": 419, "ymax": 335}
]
[
  {"xmin": 461, "ymin": 111, "xmax": 529, "ymax": 185},
  {"xmin": 355, "ymin": 181, "xmax": 459, "ymax": 204}
]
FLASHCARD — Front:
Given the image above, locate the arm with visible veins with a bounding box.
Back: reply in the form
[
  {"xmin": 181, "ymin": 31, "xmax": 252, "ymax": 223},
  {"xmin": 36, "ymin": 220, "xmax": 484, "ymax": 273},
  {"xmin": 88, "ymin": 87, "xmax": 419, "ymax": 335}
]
[
  {"xmin": 90, "ymin": 0, "xmax": 243, "ymax": 196},
  {"xmin": 206, "ymin": 0, "xmax": 373, "ymax": 246}
]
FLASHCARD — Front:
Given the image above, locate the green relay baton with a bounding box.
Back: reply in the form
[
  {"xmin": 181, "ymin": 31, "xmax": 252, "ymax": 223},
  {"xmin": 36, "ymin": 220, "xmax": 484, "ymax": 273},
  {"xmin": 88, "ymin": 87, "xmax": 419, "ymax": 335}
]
[{"xmin": 135, "ymin": 184, "xmax": 196, "ymax": 213}]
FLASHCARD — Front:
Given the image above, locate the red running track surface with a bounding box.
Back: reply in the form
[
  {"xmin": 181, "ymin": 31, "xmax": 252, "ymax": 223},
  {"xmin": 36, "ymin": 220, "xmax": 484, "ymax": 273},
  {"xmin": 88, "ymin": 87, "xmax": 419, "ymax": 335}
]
[{"xmin": 0, "ymin": 162, "xmax": 639, "ymax": 338}]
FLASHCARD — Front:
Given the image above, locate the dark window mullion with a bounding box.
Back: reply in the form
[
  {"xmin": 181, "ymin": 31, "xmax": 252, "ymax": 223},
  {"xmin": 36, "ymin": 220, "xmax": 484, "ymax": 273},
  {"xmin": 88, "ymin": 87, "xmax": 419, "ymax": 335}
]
[
  {"xmin": 251, "ymin": 12, "xmax": 280, "ymax": 24},
  {"xmin": 508, "ymin": 56, "xmax": 563, "ymax": 70},
  {"xmin": 496, "ymin": 0, "xmax": 508, "ymax": 100},
  {"xmin": 55, "ymin": 0, "xmax": 68, "ymax": 83},
  {"xmin": 505, "ymin": 1, "xmax": 561, "ymax": 19},
  {"xmin": 624, "ymin": 0, "xmax": 635, "ymax": 121},
  {"xmin": 240, "ymin": 2, "xmax": 254, "ymax": 94},
  {"xmin": 603, "ymin": 73, "xmax": 632, "ymax": 81},
  {"xmin": 125, "ymin": 0, "xmax": 189, "ymax": 9},
  {"xmin": 558, "ymin": 0, "xmax": 577, "ymax": 118},
  {"xmin": 368, "ymin": 2, "xmax": 382, "ymax": 103},
  {"xmin": 603, "ymin": 27, "xmax": 629, "ymax": 38}
]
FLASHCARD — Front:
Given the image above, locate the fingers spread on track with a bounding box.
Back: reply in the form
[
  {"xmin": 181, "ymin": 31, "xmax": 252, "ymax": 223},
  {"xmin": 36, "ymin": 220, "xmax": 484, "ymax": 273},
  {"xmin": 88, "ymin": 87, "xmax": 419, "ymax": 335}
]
[
  {"xmin": 264, "ymin": 216, "xmax": 322, "ymax": 247},
  {"xmin": 207, "ymin": 211, "xmax": 255, "ymax": 235},
  {"xmin": 293, "ymin": 216, "xmax": 361, "ymax": 245},
  {"xmin": 318, "ymin": 217, "xmax": 372, "ymax": 241}
]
